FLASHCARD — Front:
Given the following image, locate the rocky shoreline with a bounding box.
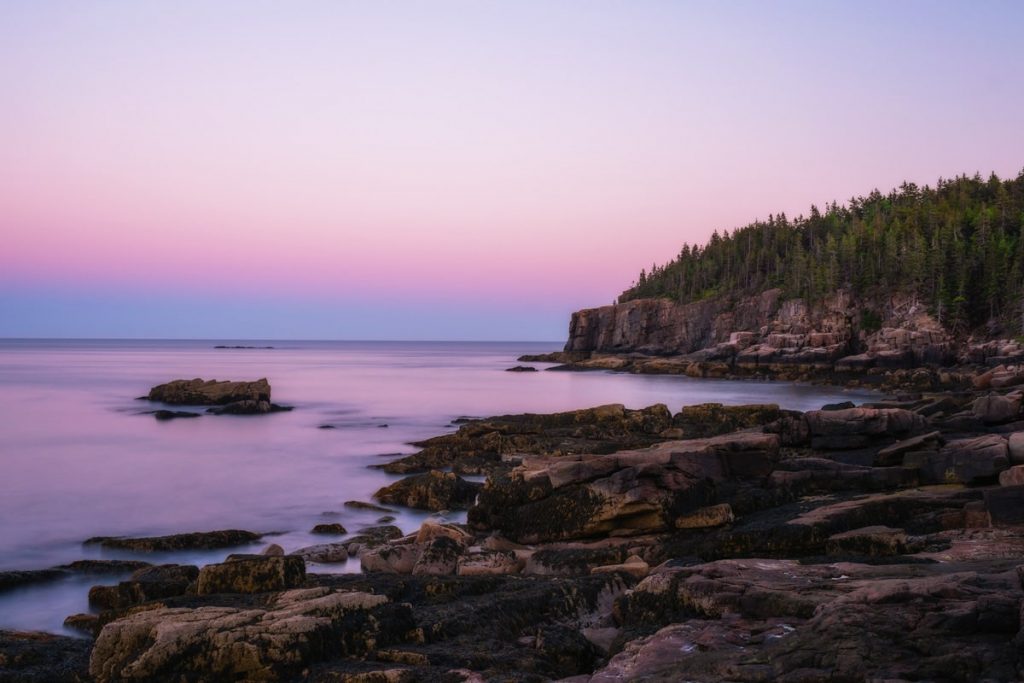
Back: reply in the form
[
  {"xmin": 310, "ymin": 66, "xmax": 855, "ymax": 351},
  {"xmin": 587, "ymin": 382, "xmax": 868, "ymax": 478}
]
[{"xmin": 3, "ymin": 365, "xmax": 1024, "ymax": 681}]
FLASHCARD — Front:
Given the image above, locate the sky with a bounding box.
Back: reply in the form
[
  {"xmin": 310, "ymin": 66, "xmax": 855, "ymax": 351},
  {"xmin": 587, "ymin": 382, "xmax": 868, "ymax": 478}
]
[{"xmin": 1, "ymin": 1, "xmax": 1023, "ymax": 340}]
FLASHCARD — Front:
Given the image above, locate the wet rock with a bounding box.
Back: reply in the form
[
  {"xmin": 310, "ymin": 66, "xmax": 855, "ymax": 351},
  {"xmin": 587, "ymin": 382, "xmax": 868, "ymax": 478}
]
[
  {"xmin": 261, "ymin": 543, "xmax": 285, "ymax": 556},
  {"xmin": 374, "ymin": 471, "xmax": 481, "ymax": 511},
  {"xmin": 312, "ymin": 523, "xmax": 348, "ymax": 535},
  {"xmin": 88, "ymin": 564, "xmax": 199, "ymax": 610},
  {"xmin": 344, "ymin": 500, "xmax": 396, "ymax": 513},
  {"xmin": 505, "ymin": 366, "xmax": 538, "ymax": 372},
  {"xmin": 524, "ymin": 547, "xmax": 630, "ymax": 577},
  {"xmin": 195, "ymin": 556, "xmax": 305, "ymax": 595},
  {"xmin": 293, "ymin": 543, "xmax": 349, "ymax": 563},
  {"xmin": 62, "ymin": 612, "xmax": 100, "ymax": 636},
  {"xmin": 146, "ymin": 409, "xmax": 201, "ymax": 420},
  {"xmin": 88, "ymin": 588, "xmax": 398, "ymax": 683},
  {"xmin": 414, "ymin": 521, "xmax": 473, "ymax": 546},
  {"xmin": 57, "ymin": 559, "xmax": 152, "ymax": 574},
  {"xmin": 146, "ymin": 377, "xmax": 271, "ymax": 405},
  {"xmin": 85, "ymin": 529, "xmax": 262, "ymax": 552},
  {"xmin": 206, "ymin": 399, "xmax": 293, "ymax": 415},
  {"xmin": 0, "ymin": 569, "xmax": 68, "ymax": 592},
  {"xmin": 344, "ymin": 525, "xmax": 404, "ymax": 556}
]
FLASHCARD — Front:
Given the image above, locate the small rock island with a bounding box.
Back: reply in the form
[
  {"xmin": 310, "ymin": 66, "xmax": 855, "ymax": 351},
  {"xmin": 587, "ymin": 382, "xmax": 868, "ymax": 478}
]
[{"xmin": 144, "ymin": 378, "xmax": 293, "ymax": 416}]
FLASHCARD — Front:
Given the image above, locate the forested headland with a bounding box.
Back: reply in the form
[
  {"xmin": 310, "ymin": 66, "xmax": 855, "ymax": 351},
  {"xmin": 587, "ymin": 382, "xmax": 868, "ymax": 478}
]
[{"xmin": 622, "ymin": 171, "xmax": 1024, "ymax": 336}]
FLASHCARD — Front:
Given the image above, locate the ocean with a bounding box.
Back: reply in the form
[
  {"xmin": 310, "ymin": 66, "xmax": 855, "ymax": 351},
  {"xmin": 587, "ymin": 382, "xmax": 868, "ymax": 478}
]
[{"xmin": 0, "ymin": 339, "xmax": 877, "ymax": 633}]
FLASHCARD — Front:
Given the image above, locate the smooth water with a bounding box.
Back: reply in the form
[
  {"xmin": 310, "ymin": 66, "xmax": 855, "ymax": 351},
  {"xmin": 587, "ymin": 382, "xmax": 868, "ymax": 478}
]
[{"xmin": 0, "ymin": 339, "xmax": 878, "ymax": 634}]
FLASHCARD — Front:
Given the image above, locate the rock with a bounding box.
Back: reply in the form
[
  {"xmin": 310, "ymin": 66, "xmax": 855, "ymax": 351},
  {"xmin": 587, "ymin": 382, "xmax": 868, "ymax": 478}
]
[
  {"xmin": 0, "ymin": 630, "xmax": 92, "ymax": 682},
  {"xmin": 998, "ymin": 465, "xmax": 1024, "ymax": 487},
  {"xmin": 360, "ymin": 545, "xmax": 422, "ymax": 574},
  {"xmin": 671, "ymin": 403, "xmax": 782, "ymax": 438},
  {"xmin": 88, "ymin": 564, "xmax": 199, "ymax": 610},
  {"xmin": 206, "ymin": 399, "xmax": 293, "ymax": 415},
  {"xmin": 505, "ymin": 366, "xmax": 538, "ymax": 372},
  {"xmin": 56, "ymin": 559, "xmax": 152, "ymax": 574},
  {"xmin": 874, "ymin": 430, "xmax": 944, "ymax": 466},
  {"xmin": 261, "ymin": 543, "xmax": 285, "ymax": 556},
  {"xmin": 905, "ymin": 435, "xmax": 1009, "ymax": 484},
  {"xmin": 293, "ymin": 543, "xmax": 349, "ymax": 563},
  {"xmin": 412, "ymin": 537, "xmax": 464, "ymax": 575},
  {"xmin": 195, "ymin": 556, "xmax": 305, "ymax": 595},
  {"xmin": 85, "ymin": 529, "xmax": 262, "ymax": 552},
  {"xmin": 1010, "ymin": 432, "xmax": 1024, "ymax": 464},
  {"xmin": 591, "ymin": 554, "xmax": 650, "ymax": 579},
  {"xmin": 374, "ymin": 471, "xmax": 481, "ymax": 511},
  {"xmin": 344, "ymin": 500, "xmax": 397, "ymax": 513},
  {"xmin": 825, "ymin": 525, "xmax": 907, "ymax": 556},
  {"xmin": 972, "ymin": 393, "xmax": 1022, "ymax": 424},
  {"xmin": 146, "ymin": 377, "xmax": 271, "ymax": 405},
  {"xmin": 147, "ymin": 410, "xmax": 201, "ymax": 420},
  {"xmin": 63, "ymin": 613, "xmax": 100, "ymax": 636},
  {"xmin": 524, "ymin": 547, "xmax": 630, "ymax": 577},
  {"xmin": 674, "ymin": 503, "xmax": 734, "ymax": 529},
  {"xmin": 376, "ymin": 403, "xmax": 672, "ymax": 476},
  {"xmin": 984, "ymin": 486, "xmax": 1024, "ymax": 525},
  {"xmin": 0, "ymin": 569, "xmax": 68, "ymax": 592},
  {"xmin": 804, "ymin": 407, "xmax": 927, "ymax": 449},
  {"xmin": 456, "ymin": 550, "xmax": 522, "ymax": 576},
  {"xmin": 88, "ymin": 588, "xmax": 397, "ymax": 683},
  {"xmin": 470, "ymin": 432, "xmax": 779, "ymax": 543},
  {"xmin": 312, "ymin": 523, "xmax": 348, "ymax": 535},
  {"xmin": 414, "ymin": 521, "xmax": 473, "ymax": 546}
]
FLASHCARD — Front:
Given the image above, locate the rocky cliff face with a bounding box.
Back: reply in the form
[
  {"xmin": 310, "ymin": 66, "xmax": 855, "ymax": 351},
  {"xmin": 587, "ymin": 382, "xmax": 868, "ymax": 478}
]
[{"xmin": 563, "ymin": 289, "xmax": 980, "ymax": 372}]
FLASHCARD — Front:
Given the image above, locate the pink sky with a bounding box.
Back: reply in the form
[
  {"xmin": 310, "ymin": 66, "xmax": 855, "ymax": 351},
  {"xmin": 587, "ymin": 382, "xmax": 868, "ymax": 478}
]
[{"xmin": 2, "ymin": 2, "xmax": 1023, "ymax": 339}]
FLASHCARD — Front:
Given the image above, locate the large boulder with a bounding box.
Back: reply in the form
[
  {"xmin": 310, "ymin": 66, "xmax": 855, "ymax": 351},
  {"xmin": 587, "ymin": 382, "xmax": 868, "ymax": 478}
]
[
  {"xmin": 147, "ymin": 378, "xmax": 271, "ymax": 405},
  {"xmin": 904, "ymin": 435, "xmax": 1009, "ymax": 485},
  {"xmin": 88, "ymin": 588, "xmax": 399, "ymax": 683},
  {"xmin": 374, "ymin": 471, "xmax": 481, "ymax": 511},
  {"xmin": 195, "ymin": 556, "xmax": 305, "ymax": 595}
]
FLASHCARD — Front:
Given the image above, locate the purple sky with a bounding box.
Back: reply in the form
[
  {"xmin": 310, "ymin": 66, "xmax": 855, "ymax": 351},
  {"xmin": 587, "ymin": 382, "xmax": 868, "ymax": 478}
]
[{"xmin": 2, "ymin": 1, "xmax": 1023, "ymax": 340}]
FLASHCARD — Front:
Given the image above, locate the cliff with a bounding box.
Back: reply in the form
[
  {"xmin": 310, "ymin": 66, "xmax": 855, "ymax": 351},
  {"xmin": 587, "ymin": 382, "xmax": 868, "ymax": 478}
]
[{"xmin": 562, "ymin": 289, "xmax": 1024, "ymax": 380}]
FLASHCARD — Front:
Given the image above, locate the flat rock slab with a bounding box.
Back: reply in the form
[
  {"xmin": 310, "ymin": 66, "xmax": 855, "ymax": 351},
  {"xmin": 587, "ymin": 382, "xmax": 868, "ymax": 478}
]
[{"xmin": 85, "ymin": 529, "xmax": 262, "ymax": 552}]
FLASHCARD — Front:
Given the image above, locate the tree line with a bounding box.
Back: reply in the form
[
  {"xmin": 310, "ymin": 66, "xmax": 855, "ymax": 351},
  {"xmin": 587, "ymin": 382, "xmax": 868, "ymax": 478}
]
[{"xmin": 620, "ymin": 170, "xmax": 1024, "ymax": 336}]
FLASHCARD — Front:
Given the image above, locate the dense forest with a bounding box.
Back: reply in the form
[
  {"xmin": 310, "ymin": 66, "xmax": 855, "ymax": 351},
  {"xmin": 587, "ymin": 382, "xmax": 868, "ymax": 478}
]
[{"xmin": 621, "ymin": 171, "xmax": 1024, "ymax": 335}]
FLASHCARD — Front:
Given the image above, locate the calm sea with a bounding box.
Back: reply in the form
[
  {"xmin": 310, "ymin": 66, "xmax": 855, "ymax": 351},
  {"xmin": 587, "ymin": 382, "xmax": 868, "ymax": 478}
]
[{"xmin": 0, "ymin": 339, "xmax": 876, "ymax": 633}]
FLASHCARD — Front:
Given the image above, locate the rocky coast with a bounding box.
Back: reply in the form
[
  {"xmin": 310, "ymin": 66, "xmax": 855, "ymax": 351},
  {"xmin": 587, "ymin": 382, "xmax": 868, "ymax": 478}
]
[
  {"xmin": 4, "ymin": 297, "xmax": 1024, "ymax": 683},
  {"xmin": 4, "ymin": 363, "xmax": 1024, "ymax": 681}
]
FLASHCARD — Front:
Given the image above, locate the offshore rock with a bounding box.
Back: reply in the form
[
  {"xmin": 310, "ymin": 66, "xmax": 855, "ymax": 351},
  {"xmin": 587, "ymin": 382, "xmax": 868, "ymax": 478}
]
[
  {"xmin": 147, "ymin": 378, "xmax": 271, "ymax": 405},
  {"xmin": 88, "ymin": 564, "xmax": 199, "ymax": 610}
]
